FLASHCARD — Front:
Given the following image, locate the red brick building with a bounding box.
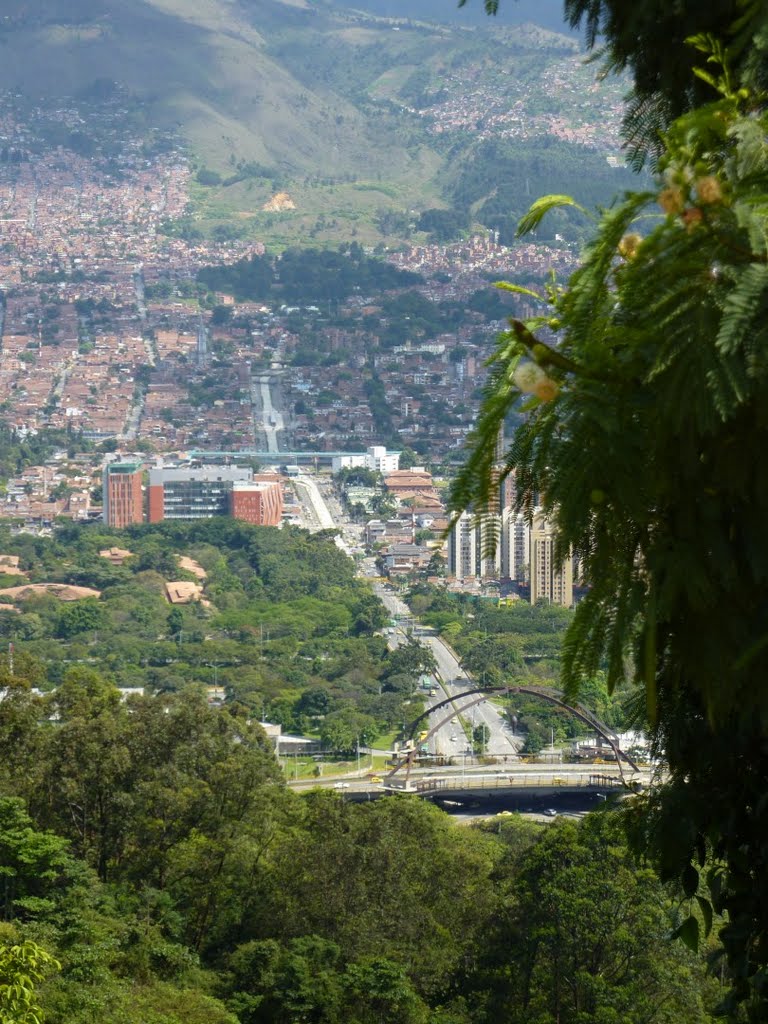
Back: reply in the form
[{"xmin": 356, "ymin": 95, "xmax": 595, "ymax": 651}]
[
  {"xmin": 102, "ymin": 461, "xmax": 144, "ymax": 528},
  {"xmin": 230, "ymin": 481, "xmax": 283, "ymax": 526}
]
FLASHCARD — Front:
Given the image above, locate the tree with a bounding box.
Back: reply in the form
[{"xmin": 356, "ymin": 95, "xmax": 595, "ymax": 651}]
[
  {"xmin": 0, "ymin": 798, "xmax": 73, "ymax": 921},
  {"xmin": 472, "ymin": 723, "xmax": 490, "ymax": 755},
  {"xmin": 320, "ymin": 708, "xmax": 377, "ymax": 754},
  {"xmin": 476, "ymin": 814, "xmax": 715, "ymax": 1023},
  {"xmin": 398, "ymin": 447, "xmax": 420, "ymax": 470},
  {"xmin": 450, "ymin": 40, "xmax": 768, "ymax": 1013},
  {"xmin": 167, "ymin": 607, "xmax": 184, "ymax": 638},
  {"xmin": 56, "ymin": 599, "xmax": 107, "ymax": 639},
  {"xmin": 0, "ymin": 939, "xmax": 60, "ymax": 1024},
  {"xmin": 265, "ymin": 793, "xmax": 499, "ymax": 994},
  {"xmin": 385, "ymin": 639, "xmax": 438, "ymax": 684}
]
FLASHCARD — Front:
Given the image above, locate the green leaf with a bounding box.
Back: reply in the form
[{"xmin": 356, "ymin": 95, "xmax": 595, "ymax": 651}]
[
  {"xmin": 706, "ymin": 864, "xmax": 726, "ymax": 913},
  {"xmin": 692, "ymin": 67, "xmax": 719, "ymax": 89},
  {"xmin": 673, "ymin": 915, "xmax": 700, "ymax": 952},
  {"xmin": 517, "ymin": 195, "xmax": 591, "ymax": 237},
  {"xmin": 696, "ymin": 894, "xmax": 714, "ymax": 937},
  {"xmin": 494, "ymin": 281, "xmax": 544, "ymax": 300},
  {"xmin": 682, "ymin": 862, "xmax": 699, "ymax": 898}
]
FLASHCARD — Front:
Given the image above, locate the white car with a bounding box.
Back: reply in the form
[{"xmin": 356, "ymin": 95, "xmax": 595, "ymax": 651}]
[{"xmin": 333, "ymin": 782, "xmax": 351, "ymax": 789}]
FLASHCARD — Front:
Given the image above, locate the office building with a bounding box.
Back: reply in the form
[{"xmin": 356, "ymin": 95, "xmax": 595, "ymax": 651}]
[
  {"xmin": 148, "ymin": 465, "xmax": 282, "ymax": 526},
  {"xmin": 230, "ymin": 480, "xmax": 283, "ymax": 526},
  {"xmin": 103, "ymin": 461, "xmax": 144, "ymax": 528}
]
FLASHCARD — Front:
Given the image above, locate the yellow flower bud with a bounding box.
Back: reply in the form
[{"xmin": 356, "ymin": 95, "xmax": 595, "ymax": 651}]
[
  {"xmin": 533, "ymin": 376, "xmax": 559, "ymax": 402},
  {"xmin": 695, "ymin": 176, "xmax": 723, "ymax": 205},
  {"xmin": 618, "ymin": 233, "xmax": 643, "ymax": 259},
  {"xmin": 658, "ymin": 186, "xmax": 685, "ymax": 216}
]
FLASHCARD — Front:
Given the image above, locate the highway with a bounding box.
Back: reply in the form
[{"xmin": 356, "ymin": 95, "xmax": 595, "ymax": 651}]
[
  {"xmin": 373, "ymin": 583, "xmax": 519, "ymax": 758},
  {"xmin": 253, "ymin": 373, "xmax": 283, "ymax": 453}
]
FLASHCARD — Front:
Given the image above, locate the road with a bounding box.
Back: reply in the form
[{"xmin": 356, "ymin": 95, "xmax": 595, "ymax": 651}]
[
  {"xmin": 373, "ymin": 583, "xmax": 519, "ymax": 758},
  {"xmin": 253, "ymin": 373, "xmax": 283, "ymax": 453},
  {"xmin": 423, "ymin": 636, "xmax": 521, "ymax": 758},
  {"xmin": 285, "ymin": 481, "xmax": 516, "ymax": 759},
  {"xmin": 292, "ymin": 474, "xmax": 361, "ymax": 561}
]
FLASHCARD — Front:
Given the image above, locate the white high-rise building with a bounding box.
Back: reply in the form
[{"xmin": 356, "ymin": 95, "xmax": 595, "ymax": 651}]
[
  {"xmin": 365, "ymin": 446, "xmax": 400, "ymax": 474},
  {"xmin": 500, "ymin": 507, "xmax": 530, "ymax": 582},
  {"xmin": 331, "ymin": 446, "xmax": 400, "ymax": 474},
  {"xmin": 447, "ymin": 510, "xmax": 501, "ymax": 581}
]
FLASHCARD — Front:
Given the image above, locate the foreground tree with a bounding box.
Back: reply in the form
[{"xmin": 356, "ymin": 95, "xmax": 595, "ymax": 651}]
[
  {"xmin": 476, "ymin": 815, "xmax": 715, "ymax": 1024},
  {"xmin": 450, "ymin": 36, "xmax": 768, "ymax": 1017},
  {"xmin": 0, "ymin": 939, "xmax": 59, "ymax": 1024}
]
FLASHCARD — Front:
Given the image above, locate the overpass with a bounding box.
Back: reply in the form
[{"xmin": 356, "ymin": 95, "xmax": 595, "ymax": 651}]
[
  {"xmin": 187, "ymin": 448, "xmax": 380, "ymax": 466},
  {"xmin": 383, "ymin": 770, "xmax": 640, "ymax": 797},
  {"xmin": 293, "ymin": 767, "xmax": 649, "ymax": 814}
]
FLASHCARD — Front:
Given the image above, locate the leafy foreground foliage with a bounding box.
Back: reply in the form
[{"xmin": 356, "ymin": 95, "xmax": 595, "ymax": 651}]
[
  {"xmin": 0, "ymin": 939, "xmax": 59, "ymax": 1024},
  {"xmin": 451, "ymin": 34, "xmax": 768, "ymax": 1018},
  {"xmin": 0, "ymin": 676, "xmax": 718, "ymax": 1024}
]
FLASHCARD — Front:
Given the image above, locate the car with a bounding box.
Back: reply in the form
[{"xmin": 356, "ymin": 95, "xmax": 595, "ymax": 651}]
[
  {"xmin": 333, "ymin": 782, "xmax": 351, "ymax": 789},
  {"xmin": 369, "ymin": 775, "xmax": 383, "ymax": 784},
  {"xmin": 542, "ymin": 808, "xmax": 558, "ymax": 817}
]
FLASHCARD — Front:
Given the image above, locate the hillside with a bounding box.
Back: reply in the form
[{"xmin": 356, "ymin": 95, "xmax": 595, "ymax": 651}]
[
  {"xmin": 0, "ymin": 0, "xmax": 634, "ymax": 244},
  {"xmin": 343, "ymin": 0, "xmax": 577, "ymax": 33}
]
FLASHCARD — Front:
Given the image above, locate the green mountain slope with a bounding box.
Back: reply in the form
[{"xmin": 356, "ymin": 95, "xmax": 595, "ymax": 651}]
[
  {"xmin": 0, "ymin": 0, "xmax": 393, "ymax": 176},
  {"xmin": 0, "ymin": 0, "xmax": 632, "ymax": 244}
]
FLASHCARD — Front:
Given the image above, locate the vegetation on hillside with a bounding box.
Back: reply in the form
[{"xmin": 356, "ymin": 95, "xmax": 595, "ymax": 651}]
[
  {"xmin": 0, "ymin": 520, "xmax": 441, "ymax": 743},
  {"xmin": 197, "ymin": 244, "xmax": 422, "ymax": 304},
  {"xmin": 0, "ymin": 0, "xmax": 632, "ymax": 245}
]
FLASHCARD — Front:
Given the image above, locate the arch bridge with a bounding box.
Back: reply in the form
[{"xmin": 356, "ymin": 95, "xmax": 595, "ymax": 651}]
[{"xmin": 387, "ymin": 684, "xmax": 640, "ymax": 787}]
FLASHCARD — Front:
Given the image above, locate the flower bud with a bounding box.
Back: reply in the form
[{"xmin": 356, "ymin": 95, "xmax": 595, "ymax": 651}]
[
  {"xmin": 658, "ymin": 186, "xmax": 685, "ymax": 216},
  {"xmin": 695, "ymin": 176, "xmax": 723, "ymax": 205},
  {"xmin": 533, "ymin": 376, "xmax": 559, "ymax": 402},
  {"xmin": 618, "ymin": 233, "xmax": 643, "ymax": 259},
  {"xmin": 682, "ymin": 207, "xmax": 704, "ymax": 231},
  {"xmin": 513, "ymin": 362, "xmax": 547, "ymax": 393}
]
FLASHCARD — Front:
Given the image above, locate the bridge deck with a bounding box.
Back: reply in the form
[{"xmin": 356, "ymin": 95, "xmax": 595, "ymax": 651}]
[{"xmin": 384, "ymin": 772, "xmax": 631, "ymax": 794}]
